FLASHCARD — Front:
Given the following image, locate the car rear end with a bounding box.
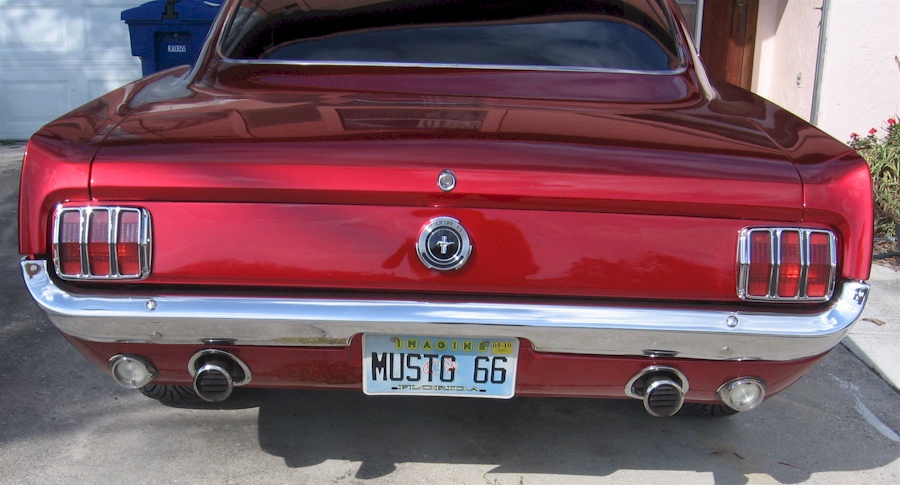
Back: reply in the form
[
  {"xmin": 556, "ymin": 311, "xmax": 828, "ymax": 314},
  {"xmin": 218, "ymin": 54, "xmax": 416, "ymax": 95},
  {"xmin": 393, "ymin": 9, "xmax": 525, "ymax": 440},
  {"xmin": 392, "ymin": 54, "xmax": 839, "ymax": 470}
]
[{"xmin": 18, "ymin": 0, "xmax": 873, "ymax": 417}]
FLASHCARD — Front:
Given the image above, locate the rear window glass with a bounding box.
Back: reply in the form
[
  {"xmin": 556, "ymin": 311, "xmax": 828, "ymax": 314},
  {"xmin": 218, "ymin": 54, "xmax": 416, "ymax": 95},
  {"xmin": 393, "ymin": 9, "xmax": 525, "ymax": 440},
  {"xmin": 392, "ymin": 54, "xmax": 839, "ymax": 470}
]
[{"xmin": 220, "ymin": 0, "xmax": 684, "ymax": 72}]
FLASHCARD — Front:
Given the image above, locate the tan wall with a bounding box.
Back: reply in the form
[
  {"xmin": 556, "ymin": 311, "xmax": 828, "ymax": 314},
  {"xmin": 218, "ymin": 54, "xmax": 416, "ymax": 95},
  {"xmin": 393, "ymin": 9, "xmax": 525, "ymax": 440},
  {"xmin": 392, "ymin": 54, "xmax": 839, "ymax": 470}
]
[
  {"xmin": 816, "ymin": 0, "xmax": 900, "ymax": 142},
  {"xmin": 753, "ymin": 0, "xmax": 900, "ymax": 143},
  {"xmin": 752, "ymin": 0, "xmax": 821, "ymax": 121}
]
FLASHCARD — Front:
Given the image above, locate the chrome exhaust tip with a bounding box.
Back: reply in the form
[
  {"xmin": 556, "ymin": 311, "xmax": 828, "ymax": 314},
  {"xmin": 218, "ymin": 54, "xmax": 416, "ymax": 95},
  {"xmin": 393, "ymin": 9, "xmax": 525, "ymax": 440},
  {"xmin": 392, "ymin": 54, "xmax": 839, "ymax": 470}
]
[
  {"xmin": 188, "ymin": 349, "xmax": 251, "ymax": 403},
  {"xmin": 625, "ymin": 366, "xmax": 688, "ymax": 417},
  {"xmin": 193, "ymin": 361, "xmax": 234, "ymax": 403},
  {"xmin": 642, "ymin": 375, "xmax": 685, "ymax": 417}
]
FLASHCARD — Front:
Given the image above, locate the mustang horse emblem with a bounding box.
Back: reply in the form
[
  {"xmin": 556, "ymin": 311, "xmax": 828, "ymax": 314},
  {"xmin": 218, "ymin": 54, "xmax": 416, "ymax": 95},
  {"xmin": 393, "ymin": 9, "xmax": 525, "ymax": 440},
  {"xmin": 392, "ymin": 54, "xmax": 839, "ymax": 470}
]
[{"xmin": 416, "ymin": 217, "xmax": 473, "ymax": 271}]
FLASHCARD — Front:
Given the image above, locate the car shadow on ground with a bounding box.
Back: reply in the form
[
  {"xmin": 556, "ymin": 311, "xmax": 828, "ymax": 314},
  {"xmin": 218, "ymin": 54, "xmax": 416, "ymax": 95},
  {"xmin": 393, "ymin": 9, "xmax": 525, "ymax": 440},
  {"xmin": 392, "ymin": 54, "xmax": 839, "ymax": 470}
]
[{"xmin": 242, "ymin": 345, "xmax": 900, "ymax": 484}]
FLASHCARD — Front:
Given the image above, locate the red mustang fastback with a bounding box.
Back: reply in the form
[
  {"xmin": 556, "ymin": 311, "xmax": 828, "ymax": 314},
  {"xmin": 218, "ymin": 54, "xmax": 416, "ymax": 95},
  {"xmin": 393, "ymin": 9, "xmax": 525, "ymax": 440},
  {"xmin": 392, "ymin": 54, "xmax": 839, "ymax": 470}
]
[{"xmin": 19, "ymin": 0, "xmax": 873, "ymax": 417}]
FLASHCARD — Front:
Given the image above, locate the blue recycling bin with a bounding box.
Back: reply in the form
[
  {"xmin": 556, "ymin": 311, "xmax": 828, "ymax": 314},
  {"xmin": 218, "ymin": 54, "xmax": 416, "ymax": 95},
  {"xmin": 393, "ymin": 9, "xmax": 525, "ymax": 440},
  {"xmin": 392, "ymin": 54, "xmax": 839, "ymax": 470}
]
[{"xmin": 122, "ymin": 0, "xmax": 222, "ymax": 77}]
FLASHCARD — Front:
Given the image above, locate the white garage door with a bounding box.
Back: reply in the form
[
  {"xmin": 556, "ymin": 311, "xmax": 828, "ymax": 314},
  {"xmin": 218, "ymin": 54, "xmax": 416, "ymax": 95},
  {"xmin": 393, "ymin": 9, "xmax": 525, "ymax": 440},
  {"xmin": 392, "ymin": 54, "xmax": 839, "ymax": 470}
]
[{"xmin": 0, "ymin": 1, "xmax": 143, "ymax": 140}]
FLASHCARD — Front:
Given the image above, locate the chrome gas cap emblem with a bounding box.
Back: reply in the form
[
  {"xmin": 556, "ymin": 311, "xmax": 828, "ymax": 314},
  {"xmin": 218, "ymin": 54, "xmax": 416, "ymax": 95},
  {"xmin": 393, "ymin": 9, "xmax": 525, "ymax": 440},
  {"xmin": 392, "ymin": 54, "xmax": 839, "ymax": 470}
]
[
  {"xmin": 416, "ymin": 217, "xmax": 472, "ymax": 271},
  {"xmin": 437, "ymin": 169, "xmax": 456, "ymax": 192}
]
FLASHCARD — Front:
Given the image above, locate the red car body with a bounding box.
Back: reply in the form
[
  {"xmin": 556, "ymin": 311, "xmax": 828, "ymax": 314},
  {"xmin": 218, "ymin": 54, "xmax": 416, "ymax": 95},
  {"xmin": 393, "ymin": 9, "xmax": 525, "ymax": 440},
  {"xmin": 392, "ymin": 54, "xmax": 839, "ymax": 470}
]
[{"xmin": 19, "ymin": 0, "xmax": 872, "ymax": 416}]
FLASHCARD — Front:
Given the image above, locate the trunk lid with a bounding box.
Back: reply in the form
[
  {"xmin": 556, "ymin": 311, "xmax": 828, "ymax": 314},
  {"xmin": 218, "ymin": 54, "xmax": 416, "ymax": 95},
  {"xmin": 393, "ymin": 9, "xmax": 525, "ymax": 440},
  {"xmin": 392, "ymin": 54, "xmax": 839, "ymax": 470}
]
[
  {"xmin": 88, "ymin": 93, "xmax": 803, "ymax": 301},
  {"xmin": 92, "ymin": 92, "xmax": 801, "ymax": 219}
]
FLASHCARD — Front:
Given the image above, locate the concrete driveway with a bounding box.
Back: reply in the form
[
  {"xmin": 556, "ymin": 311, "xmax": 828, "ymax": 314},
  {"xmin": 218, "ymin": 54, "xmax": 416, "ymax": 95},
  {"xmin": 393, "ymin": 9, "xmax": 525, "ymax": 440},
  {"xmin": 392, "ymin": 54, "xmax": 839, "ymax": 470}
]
[{"xmin": 1, "ymin": 143, "xmax": 898, "ymax": 484}]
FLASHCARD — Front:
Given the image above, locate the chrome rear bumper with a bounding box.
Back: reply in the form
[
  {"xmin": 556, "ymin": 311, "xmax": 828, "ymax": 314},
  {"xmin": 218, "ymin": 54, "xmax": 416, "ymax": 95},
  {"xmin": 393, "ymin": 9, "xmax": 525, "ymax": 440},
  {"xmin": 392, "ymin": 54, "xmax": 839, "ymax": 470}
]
[{"xmin": 22, "ymin": 259, "xmax": 869, "ymax": 361}]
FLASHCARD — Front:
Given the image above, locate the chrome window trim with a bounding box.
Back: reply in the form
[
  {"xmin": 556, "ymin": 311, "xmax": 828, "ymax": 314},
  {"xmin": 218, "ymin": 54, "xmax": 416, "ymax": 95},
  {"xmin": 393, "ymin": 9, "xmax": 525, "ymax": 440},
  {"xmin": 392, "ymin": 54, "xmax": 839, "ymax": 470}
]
[
  {"xmin": 218, "ymin": 58, "xmax": 691, "ymax": 76},
  {"xmin": 22, "ymin": 259, "xmax": 868, "ymax": 362},
  {"xmin": 737, "ymin": 227, "xmax": 837, "ymax": 302},
  {"xmin": 51, "ymin": 206, "xmax": 153, "ymax": 281},
  {"xmin": 216, "ymin": 0, "xmax": 689, "ymax": 76}
]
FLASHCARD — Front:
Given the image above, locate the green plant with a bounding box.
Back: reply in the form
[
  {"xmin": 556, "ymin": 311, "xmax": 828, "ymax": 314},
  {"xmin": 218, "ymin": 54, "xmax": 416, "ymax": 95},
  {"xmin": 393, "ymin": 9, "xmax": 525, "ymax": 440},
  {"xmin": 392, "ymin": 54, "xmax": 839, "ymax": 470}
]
[{"xmin": 850, "ymin": 118, "xmax": 900, "ymax": 238}]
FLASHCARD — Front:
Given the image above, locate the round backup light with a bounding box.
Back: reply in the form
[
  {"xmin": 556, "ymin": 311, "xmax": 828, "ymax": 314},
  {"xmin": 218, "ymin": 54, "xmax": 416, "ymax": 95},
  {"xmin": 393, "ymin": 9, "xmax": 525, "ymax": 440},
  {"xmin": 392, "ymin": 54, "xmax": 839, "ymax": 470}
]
[
  {"xmin": 109, "ymin": 355, "xmax": 157, "ymax": 389},
  {"xmin": 717, "ymin": 378, "xmax": 766, "ymax": 412}
]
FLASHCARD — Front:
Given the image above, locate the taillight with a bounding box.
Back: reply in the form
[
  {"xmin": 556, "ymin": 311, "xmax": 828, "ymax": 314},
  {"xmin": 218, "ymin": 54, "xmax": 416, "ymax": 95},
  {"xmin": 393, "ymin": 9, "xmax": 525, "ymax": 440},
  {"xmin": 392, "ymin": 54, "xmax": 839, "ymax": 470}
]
[
  {"xmin": 57, "ymin": 210, "xmax": 84, "ymax": 275},
  {"xmin": 738, "ymin": 228, "xmax": 836, "ymax": 301},
  {"xmin": 88, "ymin": 210, "xmax": 112, "ymax": 277},
  {"xmin": 116, "ymin": 210, "xmax": 143, "ymax": 276},
  {"xmin": 52, "ymin": 207, "xmax": 152, "ymax": 280},
  {"xmin": 806, "ymin": 232, "xmax": 835, "ymax": 298},
  {"xmin": 776, "ymin": 231, "xmax": 801, "ymax": 298},
  {"xmin": 746, "ymin": 231, "xmax": 772, "ymax": 297}
]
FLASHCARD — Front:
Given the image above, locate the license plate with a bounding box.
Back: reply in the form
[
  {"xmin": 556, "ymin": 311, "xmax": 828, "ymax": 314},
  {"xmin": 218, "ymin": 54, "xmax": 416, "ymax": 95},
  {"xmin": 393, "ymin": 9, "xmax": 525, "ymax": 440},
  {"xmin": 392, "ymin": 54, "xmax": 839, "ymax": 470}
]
[{"xmin": 362, "ymin": 334, "xmax": 519, "ymax": 399}]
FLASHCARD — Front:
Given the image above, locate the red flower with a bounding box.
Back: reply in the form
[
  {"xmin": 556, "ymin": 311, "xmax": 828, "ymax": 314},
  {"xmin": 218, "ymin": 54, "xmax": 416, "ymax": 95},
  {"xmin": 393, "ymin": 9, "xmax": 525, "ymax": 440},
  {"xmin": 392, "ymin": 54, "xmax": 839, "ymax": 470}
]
[
  {"xmin": 889, "ymin": 118, "xmax": 897, "ymax": 126},
  {"xmin": 869, "ymin": 127, "xmax": 878, "ymax": 135},
  {"xmin": 851, "ymin": 132, "xmax": 859, "ymax": 139}
]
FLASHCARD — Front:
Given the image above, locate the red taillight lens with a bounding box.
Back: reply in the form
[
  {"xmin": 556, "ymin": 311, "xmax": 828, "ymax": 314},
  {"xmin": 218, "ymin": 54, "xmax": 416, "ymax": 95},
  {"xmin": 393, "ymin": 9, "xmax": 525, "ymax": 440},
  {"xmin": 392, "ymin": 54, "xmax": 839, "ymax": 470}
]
[
  {"xmin": 740, "ymin": 228, "xmax": 836, "ymax": 301},
  {"xmin": 58, "ymin": 211, "xmax": 83, "ymax": 275},
  {"xmin": 88, "ymin": 210, "xmax": 111, "ymax": 276},
  {"xmin": 116, "ymin": 210, "xmax": 142, "ymax": 276},
  {"xmin": 53, "ymin": 207, "xmax": 151, "ymax": 280},
  {"xmin": 747, "ymin": 231, "xmax": 772, "ymax": 297},
  {"xmin": 777, "ymin": 231, "xmax": 801, "ymax": 298},
  {"xmin": 806, "ymin": 232, "xmax": 834, "ymax": 298}
]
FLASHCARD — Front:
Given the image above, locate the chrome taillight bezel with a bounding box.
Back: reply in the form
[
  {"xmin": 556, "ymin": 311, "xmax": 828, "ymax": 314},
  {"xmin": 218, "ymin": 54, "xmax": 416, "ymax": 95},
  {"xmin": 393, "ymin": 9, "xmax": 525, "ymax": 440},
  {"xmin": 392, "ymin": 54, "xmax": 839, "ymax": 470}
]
[
  {"xmin": 52, "ymin": 206, "xmax": 152, "ymax": 280},
  {"xmin": 737, "ymin": 227, "xmax": 837, "ymax": 302}
]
